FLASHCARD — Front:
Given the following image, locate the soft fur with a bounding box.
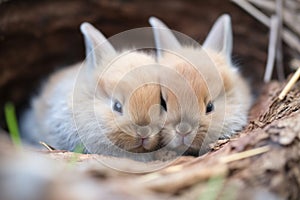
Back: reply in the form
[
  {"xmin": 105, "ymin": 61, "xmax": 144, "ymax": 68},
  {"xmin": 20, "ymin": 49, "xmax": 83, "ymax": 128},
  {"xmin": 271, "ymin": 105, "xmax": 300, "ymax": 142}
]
[
  {"xmin": 149, "ymin": 15, "xmax": 252, "ymax": 155},
  {"xmin": 20, "ymin": 23, "xmax": 163, "ymax": 160}
]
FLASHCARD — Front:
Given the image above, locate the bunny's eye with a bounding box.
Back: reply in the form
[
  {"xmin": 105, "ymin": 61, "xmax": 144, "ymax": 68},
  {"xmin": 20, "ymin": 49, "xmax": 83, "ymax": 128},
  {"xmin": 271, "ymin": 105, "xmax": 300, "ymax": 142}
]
[
  {"xmin": 206, "ymin": 102, "xmax": 214, "ymax": 114},
  {"xmin": 113, "ymin": 100, "xmax": 123, "ymax": 114}
]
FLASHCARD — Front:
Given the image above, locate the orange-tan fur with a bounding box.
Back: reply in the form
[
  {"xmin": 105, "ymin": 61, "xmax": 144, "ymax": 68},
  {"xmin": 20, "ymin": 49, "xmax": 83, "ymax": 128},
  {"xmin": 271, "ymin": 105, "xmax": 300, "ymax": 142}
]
[
  {"xmin": 159, "ymin": 48, "xmax": 251, "ymax": 155},
  {"xmin": 20, "ymin": 23, "xmax": 163, "ymax": 160},
  {"xmin": 150, "ymin": 15, "xmax": 252, "ymax": 155}
]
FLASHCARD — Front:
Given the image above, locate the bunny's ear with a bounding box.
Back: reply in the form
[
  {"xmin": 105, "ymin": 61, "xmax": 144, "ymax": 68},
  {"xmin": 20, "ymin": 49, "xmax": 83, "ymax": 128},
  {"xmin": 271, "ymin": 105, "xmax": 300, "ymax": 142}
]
[
  {"xmin": 80, "ymin": 22, "xmax": 116, "ymax": 69},
  {"xmin": 203, "ymin": 14, "xmax": 233, "ymax": 62},
  {"xmin": 149, "ymin": 17, "xmax": 181, "ymax": 60}
]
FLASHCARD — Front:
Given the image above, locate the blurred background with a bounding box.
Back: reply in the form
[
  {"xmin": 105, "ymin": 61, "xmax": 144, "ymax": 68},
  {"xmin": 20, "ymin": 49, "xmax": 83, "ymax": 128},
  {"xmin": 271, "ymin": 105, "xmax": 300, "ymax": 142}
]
[
  {"xmin": 0, "ymin": 0, "xmax": 297, "ymax": 129},
  {"xmin": 1, "ymin": 2, "xmax": 300, "ymax": 199}
]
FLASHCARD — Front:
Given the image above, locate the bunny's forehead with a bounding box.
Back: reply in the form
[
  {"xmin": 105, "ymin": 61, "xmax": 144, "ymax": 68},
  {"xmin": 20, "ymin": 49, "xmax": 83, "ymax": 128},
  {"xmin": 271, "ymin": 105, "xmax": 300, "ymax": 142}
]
[
  {"xmin": 97, "ymin": 50, "xmax": 160, "ymax": 96},
  {"xmin": 160, "ymin": 54, "xmax": 210, "ymax": 103},
  {"xmin": 102, "ymin": 51, "xmax": 157, "ymax": 78},
  {"xmin": 161, "ymin": 62, "xmax": 209, "ymax": 115},
  {"xmin": 174, "ymin": 62, "xmax": 209, "ymax": 99},
  {"xmin": 128, "ymin": 84, "xmax": 161, "ymax": 125},
  {"xmin": 160, "ymin": 48, "xmax": 234, "ymax": 98}
]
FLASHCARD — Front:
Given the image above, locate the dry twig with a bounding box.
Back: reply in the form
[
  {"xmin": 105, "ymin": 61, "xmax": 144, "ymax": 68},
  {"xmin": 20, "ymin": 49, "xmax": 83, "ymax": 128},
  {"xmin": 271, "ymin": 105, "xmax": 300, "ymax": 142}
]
[
  {"xmin": 219, "ymin": 145, "xmax": 270, "ymax": 163},
  {"xmin": 39, "ymin": 141, "xmax": 56, "ymax": 151},
  {"xmin": 264, "ymin": 15, "xmax": 279, "ymax": 83},
  {"xmin": 278, "ymin": 66, "xmax": 300, "ymax": 100},
  {"xmin": 232, "ymin": 0, "xmax": 300, "ymax": 54},
  {"xmin": 275, "ymin": 0, "xmax": 284, "ymax": 81}
]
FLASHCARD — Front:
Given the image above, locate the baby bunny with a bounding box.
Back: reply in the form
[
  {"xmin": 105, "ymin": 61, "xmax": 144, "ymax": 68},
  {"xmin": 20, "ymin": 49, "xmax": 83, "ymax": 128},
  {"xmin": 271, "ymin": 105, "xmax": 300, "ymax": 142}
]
[
  {"xmin": 149, "ymin": 15, "xmax": 252, "ymax": 156},
  {"xmin": 20, "ymin": 22, "xmax": 165, "ymax": 159}
]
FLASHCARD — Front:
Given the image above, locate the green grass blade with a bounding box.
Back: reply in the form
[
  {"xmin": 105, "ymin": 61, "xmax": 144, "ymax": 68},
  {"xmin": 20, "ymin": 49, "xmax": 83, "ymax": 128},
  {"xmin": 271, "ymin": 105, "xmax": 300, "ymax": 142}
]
[
  {"xmin": 74, "ymin": 143, "xmax": 85, "ymax": 153},
  {"xmin": 68, "ymin": 143, "xmax": 85, "ymax": 166},
  {"xmin": 198, "ymin": 174, "xmax": 225, "ymax": 200},
  {"xmin": 4, "ymin": 102, "xmax": 22, "ymax": 148}
]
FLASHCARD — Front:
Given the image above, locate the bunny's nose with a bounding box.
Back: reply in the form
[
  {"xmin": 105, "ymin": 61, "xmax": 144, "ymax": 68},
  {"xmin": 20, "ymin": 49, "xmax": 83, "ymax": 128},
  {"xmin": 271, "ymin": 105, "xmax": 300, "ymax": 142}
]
[
  {"xmin": 137, "ymin": 126, "xmax": 151, "ymax": 138},
  {"xmin": 176, "ymin": 122, "xmax": 192, "ymax": 136}
]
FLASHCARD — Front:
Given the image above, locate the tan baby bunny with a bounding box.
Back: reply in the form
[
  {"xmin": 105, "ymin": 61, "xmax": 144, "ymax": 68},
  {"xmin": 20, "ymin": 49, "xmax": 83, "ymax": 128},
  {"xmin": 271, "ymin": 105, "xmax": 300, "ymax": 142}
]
[
  {"xmin": 20, "ymin": 22, "xmax": 164, "ymax": 160},
  {"xmin": 149, "ymin": 15, "xmax": 252, "ymax": 156}
]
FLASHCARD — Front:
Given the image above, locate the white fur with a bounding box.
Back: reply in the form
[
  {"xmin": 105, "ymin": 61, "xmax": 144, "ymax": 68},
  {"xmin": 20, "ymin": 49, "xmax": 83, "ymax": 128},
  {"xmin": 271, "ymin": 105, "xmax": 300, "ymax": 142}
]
[
  {"xmin": 149, "ymin": 15, "xmax": 252, "ymax": 155},
  {"xmin": 20, "ymin": 23, "xmax": 162, "ymax": 161},
  {"xmin": 202, "ymin": 14, "xmax": 233, "ymax": 63}
]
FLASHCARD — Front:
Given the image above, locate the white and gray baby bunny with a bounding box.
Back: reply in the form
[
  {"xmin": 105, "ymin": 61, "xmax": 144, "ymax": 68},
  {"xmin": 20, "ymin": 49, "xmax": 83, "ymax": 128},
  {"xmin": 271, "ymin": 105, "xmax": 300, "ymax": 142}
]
[
  {"xmin": 20, "ymin": 22, "xmax": 165, "ymax": 158},
  {"xmin": 149, "ymin": 15, "xmax": 252, "ymax": 156}
]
